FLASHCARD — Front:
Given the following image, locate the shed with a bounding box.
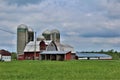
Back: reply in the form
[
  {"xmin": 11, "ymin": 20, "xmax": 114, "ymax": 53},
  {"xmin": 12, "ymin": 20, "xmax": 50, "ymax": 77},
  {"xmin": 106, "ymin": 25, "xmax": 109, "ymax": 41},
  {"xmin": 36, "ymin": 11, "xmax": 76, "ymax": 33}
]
[
  {"xmin": 76, "ymin": 52, "xmax": 112, "ymax": 60},
  {"xmin": 40, "ymin": 51, "xmax": 71, "ymax": 61},
  {"xmin": 0, "ymin": 49, "xmax": 11, "ymax": 61}
]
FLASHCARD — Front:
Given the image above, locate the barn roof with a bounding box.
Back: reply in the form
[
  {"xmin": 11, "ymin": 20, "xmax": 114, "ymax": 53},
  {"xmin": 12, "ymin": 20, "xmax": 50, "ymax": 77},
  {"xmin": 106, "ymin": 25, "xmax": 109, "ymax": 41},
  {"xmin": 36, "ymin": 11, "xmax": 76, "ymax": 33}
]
[
  {"xmin": 55, "ymin": 43, "xmax": 75, "ymax": 53},
  {"xmin": 0, "ymin": 49, "xmax": 11, "ymax": 56},
  {"xmin": 76, "ymin": 52, "xmax": 112, "ymax": 58},
  {"xmin": 24, "ymin": 41, "xmax": 40, "ymax": 52},
  {"xmin": 40, "ymin": 51, "xmax": 70, "ymax": 54},
  {"xmin": 24, "ymin": 40, "xmax": 52, "ymax": 52}
]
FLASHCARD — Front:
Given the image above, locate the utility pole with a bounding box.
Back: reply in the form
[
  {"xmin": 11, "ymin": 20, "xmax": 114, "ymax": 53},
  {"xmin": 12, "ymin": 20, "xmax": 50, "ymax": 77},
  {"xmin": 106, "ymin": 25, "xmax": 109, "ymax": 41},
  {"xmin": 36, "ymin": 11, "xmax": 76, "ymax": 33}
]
[{"xmin": 34, "ymin": 32, "xmax": 36, "ymax": 60}]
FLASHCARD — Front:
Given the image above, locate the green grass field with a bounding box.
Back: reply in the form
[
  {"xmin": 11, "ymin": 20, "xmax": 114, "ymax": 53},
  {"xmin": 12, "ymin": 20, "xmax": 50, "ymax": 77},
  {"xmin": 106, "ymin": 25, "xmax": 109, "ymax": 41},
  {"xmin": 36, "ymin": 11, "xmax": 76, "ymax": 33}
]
[{"xmin": 0, "ymin": 60, "xmax": 120, "ymax": 80}]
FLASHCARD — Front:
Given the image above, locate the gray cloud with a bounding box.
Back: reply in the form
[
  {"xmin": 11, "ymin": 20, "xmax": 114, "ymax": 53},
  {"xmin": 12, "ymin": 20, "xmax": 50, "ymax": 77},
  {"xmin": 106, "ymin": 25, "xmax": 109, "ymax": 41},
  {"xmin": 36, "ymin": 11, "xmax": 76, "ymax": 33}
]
[
  {"xmin": 0, "ymin": 0, "xmax": 120, "ymax": 51},
  {"xmin": 105, "ymin": 0, "xmax": 120, "ymax": 19},
  {"xmin": 6, "ymin": 0, "xmax": 44, "ymax": 6}
]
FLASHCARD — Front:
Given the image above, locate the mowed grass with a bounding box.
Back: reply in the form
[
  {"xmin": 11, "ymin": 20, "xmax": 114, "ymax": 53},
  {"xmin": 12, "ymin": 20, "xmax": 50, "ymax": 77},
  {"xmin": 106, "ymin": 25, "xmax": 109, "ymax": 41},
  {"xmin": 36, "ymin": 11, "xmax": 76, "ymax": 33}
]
[{"xmin": 0, "ymin": 60, "xmax": 120, "ymax": 80}]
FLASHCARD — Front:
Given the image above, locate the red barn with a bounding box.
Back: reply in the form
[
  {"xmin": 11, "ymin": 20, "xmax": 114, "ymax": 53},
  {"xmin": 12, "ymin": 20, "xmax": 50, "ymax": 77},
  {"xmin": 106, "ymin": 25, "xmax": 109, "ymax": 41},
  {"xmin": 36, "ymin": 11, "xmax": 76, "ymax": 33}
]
[
  {"xmin": 18, "ymin": 40, "xmax": 75, "ymax": 61},
  {"xmin": 23, "ymin": 40, "xmax": 46, "ymax": 60},
  {"xmin": 23, "ymin": 40, "xmax": 56, "ymax": 60}
]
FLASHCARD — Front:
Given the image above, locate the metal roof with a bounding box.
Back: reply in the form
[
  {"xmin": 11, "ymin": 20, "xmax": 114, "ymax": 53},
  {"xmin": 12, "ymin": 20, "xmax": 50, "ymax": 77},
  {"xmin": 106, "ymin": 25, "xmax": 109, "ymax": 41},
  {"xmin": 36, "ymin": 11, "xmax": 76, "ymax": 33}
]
[
  {"xmin": 76, "ymin": 52, "xmax": 112, "ymax": 58},
  {"xmin": 24, "ymin": 41, "xmax": 40, "ymax": 52},
  {"xmin": 24, "ymin": 40, "xmax": 52, "ymax": 52},
  {"xmin": 0, "ymin": 49, "xmax": 11, "ymax": 56},
  {"xmin": 40, "ymin": 51, "xmax": 69, "ymax": 54},
  {"xmin": 56, "ymin": 43, "xmax": 74, "ymax": 53}
]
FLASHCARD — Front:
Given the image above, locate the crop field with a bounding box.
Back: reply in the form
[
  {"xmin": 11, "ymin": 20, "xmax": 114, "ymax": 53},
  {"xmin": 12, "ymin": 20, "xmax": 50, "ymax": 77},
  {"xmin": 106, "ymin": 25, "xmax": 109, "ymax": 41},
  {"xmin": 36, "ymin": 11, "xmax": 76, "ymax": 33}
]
[{"xmin": 0, "ymin": 60, "xmax": 120, "ymax": 80}]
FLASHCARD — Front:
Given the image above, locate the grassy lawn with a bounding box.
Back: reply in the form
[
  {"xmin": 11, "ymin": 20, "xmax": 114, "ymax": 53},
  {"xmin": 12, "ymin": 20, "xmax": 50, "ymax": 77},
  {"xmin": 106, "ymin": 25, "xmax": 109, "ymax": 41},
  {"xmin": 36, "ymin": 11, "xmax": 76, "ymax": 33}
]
[{"xmin": 0, "ymin": 60, "xmax": 120, "ymax": 80}]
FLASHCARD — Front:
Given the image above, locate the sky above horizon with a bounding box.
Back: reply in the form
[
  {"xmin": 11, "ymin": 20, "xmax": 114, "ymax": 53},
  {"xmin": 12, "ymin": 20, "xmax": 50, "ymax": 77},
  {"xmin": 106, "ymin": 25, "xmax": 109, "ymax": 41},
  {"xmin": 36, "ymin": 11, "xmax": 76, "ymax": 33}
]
[{"xmin": 0, "ymin": 0, "xmax": 120, "ymax": 52}]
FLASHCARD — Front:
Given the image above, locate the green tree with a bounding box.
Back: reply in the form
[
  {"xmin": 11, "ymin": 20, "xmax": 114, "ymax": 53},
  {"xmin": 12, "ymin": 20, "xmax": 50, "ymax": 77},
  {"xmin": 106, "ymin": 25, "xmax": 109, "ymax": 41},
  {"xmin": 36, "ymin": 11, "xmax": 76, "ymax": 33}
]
[{"xmin": 11, "ymin": 52, "xmax": 17, "ymax": 60}]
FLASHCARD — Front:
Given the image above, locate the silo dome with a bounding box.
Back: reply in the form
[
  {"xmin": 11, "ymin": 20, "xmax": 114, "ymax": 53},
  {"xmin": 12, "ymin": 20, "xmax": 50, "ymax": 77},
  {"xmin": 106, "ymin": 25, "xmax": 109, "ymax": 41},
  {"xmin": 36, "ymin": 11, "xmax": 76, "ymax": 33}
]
[
  {"xmin": 51, "ymin": 29, "xmax": 60, "ymax": 33},
  {"xmin": 17, "ymin": 24, "xmax": 28, "ymax": 54},
  {"xmin": 43, "ymin": 29, "xmax": 51, "ymax": 34},
  {"xmin": 18, "ymin": 24, "xmax": 28, "ymax": 29},
  {"xmin": 28, "ymin": 28, "xmax": 34, "ymax": 42},
  {"xmin": 37, "ymin": 35, "xmax": 45, "ymax": 41},
  {"xmin": 28, "ymin": 28, "xmax": 33, "ymax": 32}
]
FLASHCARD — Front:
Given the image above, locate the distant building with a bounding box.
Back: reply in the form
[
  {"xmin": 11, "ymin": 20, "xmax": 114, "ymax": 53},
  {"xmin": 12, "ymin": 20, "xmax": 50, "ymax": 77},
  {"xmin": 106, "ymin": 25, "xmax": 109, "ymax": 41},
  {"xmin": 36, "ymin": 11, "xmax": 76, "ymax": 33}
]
[
  {"xmin": 76, "ymin": 52, "xmax": 112, "ymax": 60},
  {"xmin": 0, "ymin": 49, "xmax": 11, "ymax": 61}
]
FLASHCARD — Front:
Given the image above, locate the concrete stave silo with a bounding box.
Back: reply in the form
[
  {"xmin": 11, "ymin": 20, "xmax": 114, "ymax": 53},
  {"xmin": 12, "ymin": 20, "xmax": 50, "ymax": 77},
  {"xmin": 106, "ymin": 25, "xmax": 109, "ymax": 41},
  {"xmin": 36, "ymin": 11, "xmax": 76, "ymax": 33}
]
[
  {"xmin": 17, "ymin": 24, "xmax": 34, "ymax": 55},
  {"xmin": 17, "ymin": 24, "xmax": 28, "ymax": 54}
]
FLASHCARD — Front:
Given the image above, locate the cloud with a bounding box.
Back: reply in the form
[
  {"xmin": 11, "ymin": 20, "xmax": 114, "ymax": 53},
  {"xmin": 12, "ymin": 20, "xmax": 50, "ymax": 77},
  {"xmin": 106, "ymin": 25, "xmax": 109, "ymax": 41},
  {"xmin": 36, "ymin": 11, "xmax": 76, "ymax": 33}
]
[
  {"xmin": 0, "ymin": 0, "xmax": 120, "ymax": 51},
  {"xmin": 5, "ymin": 0, "xmax": 44, "ymax": 6},
  {"xmin": 106, "ymin": 0, "xmax": 120, "ymax": 19}
]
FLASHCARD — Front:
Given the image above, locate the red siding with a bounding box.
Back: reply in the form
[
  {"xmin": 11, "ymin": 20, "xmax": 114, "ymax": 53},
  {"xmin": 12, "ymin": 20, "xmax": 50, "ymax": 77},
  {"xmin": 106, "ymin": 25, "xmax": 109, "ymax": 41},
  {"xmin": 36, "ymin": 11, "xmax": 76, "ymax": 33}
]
[
  {"xmin": 18, "ymin": 54, "xmax": 24, "ymax": 60},
  {"xmin": 24, "ymin": 52, "xmax": 39, "ymax": 60},
  {"xmin": 40, "ymin": 41, "xmax": 46, "ymax": 50},
  {"xmin": 65, "ymin": 52, "xmax": 71, "ymax": 60}
]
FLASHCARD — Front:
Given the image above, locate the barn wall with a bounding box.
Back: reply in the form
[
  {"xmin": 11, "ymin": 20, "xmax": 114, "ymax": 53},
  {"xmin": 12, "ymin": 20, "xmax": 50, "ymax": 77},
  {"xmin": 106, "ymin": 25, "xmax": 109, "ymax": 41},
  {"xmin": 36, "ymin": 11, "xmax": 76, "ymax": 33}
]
[
  {"xmin": 18, "ymin": 54, "xmax": 24, "ymax": 60},
  {"xmin": 71, "ymin": 53, "xmax": 76, "ymax": 60},
  {"xmin": 24, "ymin": 52, "xmax": 39, "ymax": 60},
  {"xmin": 65, "ymin": 52, "xmax": 71, "ymax": 60}
]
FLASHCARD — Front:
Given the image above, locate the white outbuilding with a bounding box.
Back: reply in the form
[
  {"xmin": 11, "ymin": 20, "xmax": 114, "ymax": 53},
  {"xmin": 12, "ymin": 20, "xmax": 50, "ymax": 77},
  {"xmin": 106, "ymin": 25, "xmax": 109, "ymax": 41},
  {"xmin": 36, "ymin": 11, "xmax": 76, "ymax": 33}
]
[{"xmin": 0, "ymin": 49, "xmax": 11, "ymax": 61}]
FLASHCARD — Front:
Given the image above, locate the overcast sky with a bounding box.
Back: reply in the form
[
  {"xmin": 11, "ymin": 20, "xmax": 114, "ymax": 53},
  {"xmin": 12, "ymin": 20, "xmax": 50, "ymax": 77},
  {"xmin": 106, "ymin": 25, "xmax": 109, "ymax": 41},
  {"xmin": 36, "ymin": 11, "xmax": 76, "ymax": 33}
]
[{"xmin": 0, "ymin": 0, "xmax": 120, "ymax": 52}]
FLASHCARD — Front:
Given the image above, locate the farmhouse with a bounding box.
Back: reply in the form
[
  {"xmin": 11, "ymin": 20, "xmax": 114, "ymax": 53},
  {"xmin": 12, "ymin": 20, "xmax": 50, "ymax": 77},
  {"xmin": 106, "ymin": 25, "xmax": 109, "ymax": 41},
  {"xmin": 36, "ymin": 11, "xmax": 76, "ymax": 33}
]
[{"xmin": 0, "ymin": 49, "xmax": 11, "ymax": 61}]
